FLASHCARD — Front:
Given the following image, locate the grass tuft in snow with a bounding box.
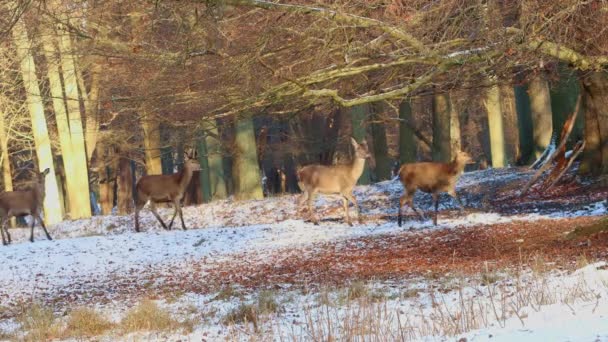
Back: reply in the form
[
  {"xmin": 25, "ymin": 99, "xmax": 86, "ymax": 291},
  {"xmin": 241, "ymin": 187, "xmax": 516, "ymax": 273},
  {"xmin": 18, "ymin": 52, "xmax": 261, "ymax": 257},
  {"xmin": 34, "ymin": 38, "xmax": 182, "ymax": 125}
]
[
  {"xmin": 120, "ymin": 299, "xmax": 179, "ymax": 333},
  {"xmin": 223, "ymin": 290, "xmax": 281, "ymax": 331},
  {"xmin": 17, "ymin": 304, "xmax": 62, "ymax": 342},
  {"xmin": 63, "ymin": 307, "xmax": 114, "ymax": 338}
]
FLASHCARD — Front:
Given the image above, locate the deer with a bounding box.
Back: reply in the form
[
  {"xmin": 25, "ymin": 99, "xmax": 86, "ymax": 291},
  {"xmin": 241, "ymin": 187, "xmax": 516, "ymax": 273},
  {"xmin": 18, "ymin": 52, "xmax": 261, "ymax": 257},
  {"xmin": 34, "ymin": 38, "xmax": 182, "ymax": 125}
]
[
  {"xmin": 397, "ymin": 150, "xmax": 472, "ymax": 227},
  {"xmin": 0, "ymin": 168, "xmax": 53, "ymax": 245},
  {"xmin": 297, "ymin": 137, "xmax": 371, "ymax": 226},
  {"xmin": 134, "ymin": 151, "xmax": 200, "ymax": 232}
]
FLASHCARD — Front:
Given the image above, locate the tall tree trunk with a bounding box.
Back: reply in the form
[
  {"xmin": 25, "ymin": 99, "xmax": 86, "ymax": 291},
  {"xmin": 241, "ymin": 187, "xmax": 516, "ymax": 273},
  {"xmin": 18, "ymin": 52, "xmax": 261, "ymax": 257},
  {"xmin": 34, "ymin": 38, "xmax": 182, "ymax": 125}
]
[
  {"xmin": 41, "ymin": 31, "xmax": 83, "ymax": 218},
  {"xmin": 97, "ymin": 142, "xmax": 114, "ymax": 215},
  {"xmin": 432, "ymin": 92, "xmax": 460, "ymax": 162},
  {"xmin": 484, "ymin": 82, "xmax": 506, "ymax": 168},
  {"xmin": 500, "ymin": 84, "xmax": 520, "ymax": 164},
  {"xmin": 141, "ymin": 113, "xmax": 163, "ymax": 175},
  {"xmin": 0, "ymin": 107, "xmax": 15, "ymax": 227},
  {"xmin": 528, "ymin": 73, "xmax": 554, "ymax": 158},
  {"xmin": 202, "ymin": 120, "xmax": 227, "ymax": 200},
  {"xmin": 515, "ymin": 84, "xmax": 534, "ymax": 164},
  {"xmin": 399, "ymin": 100, "xmax": 417, "ymax": 164},
  {"xmin": 349, "ymin": 104, "xmax": 371, "ymax": 184},
  {"xmin": 197, "ymin": 134, "xmax": 212, "ymax": 203},
  {"xmin": 233, "ymin": 117, "xmax": 263, "ymax": 200},
  {"xmin": 370, "ymin": 105, "xmax": 391, "ymax": 181},
  {"xmin": 580, "ymin": 71, "xmax": 608, "ymax": 175},
  {"xmin": 57, "ymin": 21, "xmax": 92, "ymax": 219},
  {"xmin": 11, "ymin": 18, "xmax": 63, "ymax": 224},
  {"xmin": 550, "ymin": 65, "xmax": 583, "ymax": 146},
  {"xmin": 82, "ymin": 61, "xmax": 102, "ymax": 162},
  {"xmin": 117, "ymin": 156, "xmax": 133, "ymax": 215}
]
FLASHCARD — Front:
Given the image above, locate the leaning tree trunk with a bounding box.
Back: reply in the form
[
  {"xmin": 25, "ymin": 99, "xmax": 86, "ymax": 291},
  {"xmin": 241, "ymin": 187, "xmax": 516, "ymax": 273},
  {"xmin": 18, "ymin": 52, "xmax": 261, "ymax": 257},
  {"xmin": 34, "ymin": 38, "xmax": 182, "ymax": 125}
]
[
  {"xmin": 370, "ymin": 104, "xmax": 391, "ymax": 181},
  {"xmin": 233, "ymin": 117, "xmax": 263, "ymax": 200},
  {"xmin": 528, "ymin": 73, "xmax": 554, "ymax": 159},
  {"xmin": 484, "ymin": 81, "xmax": 506, "ymax": 168},
  {"xmin": 141, "ymin": 113, "xmax": 163, "ymax": 175},
  {"xmin": 11, "ymin": 18, "xmax": 63, "ymax": 224},
  {"xmin": 580, "ymin": 71, "xmax": 608, "ymax": 175},
  {"xmin": 399, "ymin": 100, "xmax": 417, "ymax": 164},
  {"xmin": 500, "ymin": 84, "xmax": 520, "ymax": 165},
  {"xmin": 349, "ymin": 104, "xmax": 371, "ymax": 184},
  {"xmin": 202, "ymin": 119, "xmax": 227, "ymax": 200},
  {"xmin": 432, "ymin": 92, "xmax": 460, "ymax": 162},
  {"xmin": 57, "ymin": 21, "xmax": 92, "ymax": 219}
]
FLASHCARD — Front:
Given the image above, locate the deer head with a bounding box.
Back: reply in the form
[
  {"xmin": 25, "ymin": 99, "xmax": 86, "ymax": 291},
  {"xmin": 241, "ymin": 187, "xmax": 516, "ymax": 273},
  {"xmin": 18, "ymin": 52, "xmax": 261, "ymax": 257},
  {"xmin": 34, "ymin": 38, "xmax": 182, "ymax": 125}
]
[{"xmin": 351, "ymin": 137, "xmax": 371, "ymax": 159}]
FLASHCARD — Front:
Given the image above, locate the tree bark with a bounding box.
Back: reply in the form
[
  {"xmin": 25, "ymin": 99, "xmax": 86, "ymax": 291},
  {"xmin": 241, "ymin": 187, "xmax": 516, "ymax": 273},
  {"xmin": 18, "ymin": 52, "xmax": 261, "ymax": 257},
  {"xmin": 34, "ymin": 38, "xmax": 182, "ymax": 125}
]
[
  {"xmin": 370, "ymin": 105, "xmax": 391, "ymax": 181},
  {"xmin": 349, "ymin": 104, "xmax": 371, "ymax": 184},
  {"xmin": 500, "ymin": 85, "xmax": 520, "ymax": 164},
  {"xmin": 202, "ymin": 120, "xmax": 227, "ymax": 200},
  {"xmin": 141, "ymin": 113, "xmax": 163, "ymax": 175},
  {"xmin": 117, "ymin": 156, "xmax": 133, "ymax": 215},
  {"xmin": 197, "ymin": 133, "xmax": 212, "ymax": 203},
  {"xmin": 83, "ymin": 61, "xmax": 102, "ymax": 162},
  {"xmin": 432, "ymin": 92, "xmax": 460, "ymax": 162},
  {"xmin": 484, "ymin": 82, "xmax": 506, "ymax": 168},
  {"xmin": 399, "ymin": 100, "xmax": 417, "ymax": 164},
  {"xmin": 57, "ymin": 20, "xmax": 92, "ymax": 219},
  {"xmin": 550, "ymin": 65, "xmax": 583, "ymax": 146},
  {"xmin": 528, "ymin": 73, "xmax": 554, "ymax": 159},
  {"xmin": 580, "ymin": 71, "xmax": 608, "ymax": 175},
  {"xmin": 514, "ymin": 84, "xmax": 534, "ymax": 164},
  {"xmin": 233, "ymin": 117, "xmax": 263, "ymax": 200},
  {"xmin": 11, "ymin": 18, "xmax": 63, "ymax": 224},
  {"xmin": 0, "ymin": 107, "xmax": 15, "ymax": 227}
]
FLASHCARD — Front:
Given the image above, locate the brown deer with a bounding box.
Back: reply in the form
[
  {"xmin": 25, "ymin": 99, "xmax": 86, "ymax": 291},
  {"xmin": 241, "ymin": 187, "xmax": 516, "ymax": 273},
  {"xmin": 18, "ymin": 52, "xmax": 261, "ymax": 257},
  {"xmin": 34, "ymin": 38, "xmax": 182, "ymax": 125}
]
[
  {"xmin": 397, "ymin": 151, "xmax": 472, "ymax": 226},
  {"xmin": 0, "ymin": 168, "xmax": 53, "ymax": 245},
  {"xmin": 297, "ymin": 137, "xmax": 371, "ymax": 226},
  {"xmin": 134, "ymin": 152, "xmax": 200, "ymax": 232}
]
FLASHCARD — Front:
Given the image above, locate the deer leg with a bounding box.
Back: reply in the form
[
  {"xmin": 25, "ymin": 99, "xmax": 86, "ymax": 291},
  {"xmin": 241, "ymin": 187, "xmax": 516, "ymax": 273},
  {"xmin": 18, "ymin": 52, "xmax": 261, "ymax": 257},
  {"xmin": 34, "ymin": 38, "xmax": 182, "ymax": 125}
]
[
  {"xmin": 168, "ymin": 199, "xmax": 179, "ymax": 230},
  {"xmin": 297, "ymin": 191, "xmax": 309, "ymax": 214},
  {"xmin": 308, "ymin": 191, "xmax": 319, "ymax": 225},
  {"xmin": 29, "ymin": 214, "xmax": 36, "ymax": 243},
  {"xmin": 432, "ymin": 193, "xmax": 440, "ymax": 226},
  {"xmin": 36, "ymin": 214, "xmax": 52, "ymax": 240},
  {"xmin": 1, "ymin": 217, "xmax": 7, "ymax": 246},
  {"xmin": 149, "ymin": 203, "xmax": 169, "ymax": 230},
  {"xmin": 345, "ymin": 193, "xmax": 362, "ymax": 223},
  {"xmin": 134, "ymin": 199, "xmax": 146, "ymax": 233},
  {"xmin": 341, "ymin": 196, "xmax": 351, "ymax": 226},
  {"xmin": 178, "ymin": 206, "xmax": 186, "ymax": 230},
  {"xmin": 398, "ymin": 194, "xmax": 407, "ymax": 227}
]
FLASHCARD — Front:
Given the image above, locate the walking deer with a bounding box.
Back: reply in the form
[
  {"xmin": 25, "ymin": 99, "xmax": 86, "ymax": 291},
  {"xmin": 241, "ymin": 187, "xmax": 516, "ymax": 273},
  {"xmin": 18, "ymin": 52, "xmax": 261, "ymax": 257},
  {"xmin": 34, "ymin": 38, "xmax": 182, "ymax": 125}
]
[
  {"xmin": 0, "ymin": 168, "xmax": 53, "ymax": 245},
  {"xmin": 297, "ymin": 137, "xmax": 371, "ymax": 226},
  {"xmin": 134, "ymin": 152, "xmax": 200, "ymax": 232},
  {"xmin": 397, "ymin": 151, "xmax": 472, "ymax": 226}
]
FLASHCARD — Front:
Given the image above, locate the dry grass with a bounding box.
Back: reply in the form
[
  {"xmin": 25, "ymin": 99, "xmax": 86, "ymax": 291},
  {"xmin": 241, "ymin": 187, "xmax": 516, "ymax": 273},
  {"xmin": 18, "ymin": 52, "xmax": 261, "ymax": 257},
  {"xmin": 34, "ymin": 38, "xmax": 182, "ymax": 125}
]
[
  {"xmin": 120, "ymin": 300, "xmax": 179, "ymax": 333},
  {"xmin": 63, "ymin": 307, "xmax": 114, "ymax": 338},
  {"xmin": 17, "ymin": 304, "xmax": 62, "ymax": 342}
]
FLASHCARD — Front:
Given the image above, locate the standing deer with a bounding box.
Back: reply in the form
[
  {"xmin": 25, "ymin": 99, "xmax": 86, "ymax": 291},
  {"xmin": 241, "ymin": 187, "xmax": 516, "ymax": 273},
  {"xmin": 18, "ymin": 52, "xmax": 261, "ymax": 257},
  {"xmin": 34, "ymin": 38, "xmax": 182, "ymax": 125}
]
[
  {"xmin": 297, "ymin": 137, "xmax": 371, "ymax": 226},
  {"xmin": 134, "ymin": 152, "xmax": 200, "ymax": 232},
  {"xmin": 397, "ymin": 151, "xmax": 472, "ymax": 226},
  {"xmin": 0, "ymin": 168, "xmax": 53, "ymax": 245}
]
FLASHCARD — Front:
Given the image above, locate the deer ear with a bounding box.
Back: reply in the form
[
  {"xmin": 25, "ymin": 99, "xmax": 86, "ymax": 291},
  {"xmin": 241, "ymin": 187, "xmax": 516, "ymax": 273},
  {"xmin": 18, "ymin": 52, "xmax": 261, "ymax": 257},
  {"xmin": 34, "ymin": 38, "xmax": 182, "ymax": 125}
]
[
  {"xmin": 350, "ymin": 137, "xmax": 358, "ymax": 148},
  {"xmin": 42, "ymin": 168, "xmax": 50, "ymax": 176}
]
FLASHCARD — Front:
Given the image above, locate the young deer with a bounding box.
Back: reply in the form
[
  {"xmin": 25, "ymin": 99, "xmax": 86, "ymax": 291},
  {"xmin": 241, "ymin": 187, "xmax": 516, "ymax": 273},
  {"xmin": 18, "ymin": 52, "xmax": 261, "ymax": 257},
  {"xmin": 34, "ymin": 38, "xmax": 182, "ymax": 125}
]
[
  {"xmin": 0, "ymin": 168, "xmax": 53, "ymax": 245},
  {"xmin": 297, "ymin": 137, "xmax": 371, "ymax": 226},
  {"xmin": 397, "ymin": 151, "xmax": 472, "ymax": 226},
  {"xmin": 134, "ymin": 152, "xmax": 200, "ymax": 232}
]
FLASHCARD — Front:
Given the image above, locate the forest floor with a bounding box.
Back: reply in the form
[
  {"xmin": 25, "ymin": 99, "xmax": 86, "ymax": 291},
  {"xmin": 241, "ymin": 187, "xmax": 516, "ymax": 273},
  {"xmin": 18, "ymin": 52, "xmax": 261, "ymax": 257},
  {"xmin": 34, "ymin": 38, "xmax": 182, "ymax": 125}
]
[{"xmin": 0, "ymin": 167, "xmax": 607, "ymax": 341}]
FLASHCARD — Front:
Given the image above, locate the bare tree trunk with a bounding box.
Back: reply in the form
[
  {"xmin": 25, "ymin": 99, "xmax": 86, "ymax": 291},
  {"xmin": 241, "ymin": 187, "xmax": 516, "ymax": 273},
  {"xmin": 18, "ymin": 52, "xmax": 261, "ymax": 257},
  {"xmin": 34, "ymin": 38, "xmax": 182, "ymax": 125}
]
[
  {"xmin": 141, "ymin": 113, "xmax": 163, "ymax": 175},
  {"xmin": 399, "ymin": 100, "xmax": 417, "ymax": 164},
  {"xmin": 484, "ymin": 82, "xmax": 506, "ymax": 168},
  {"xmin": 432, "ymin": 92, "xmax": 460, "ymax": 162},
  {"xmin": 500, "ymin": 84, "xmax": 520, "ymax": 164},
  {"xmin": 0, "ymin": 107, "xmax": 15, "ymax": 227},
  {"xmin": 197, "ymin": 133, "xmax": 212, "ymax": 203},
  {"xmin": 528, "ymin": 73, "xmax": 554, "ymax": 158},
  {"xmin": 11, "ymin": 18, "xmax": 63, "ymax": 224},
  {"xmin": 580, "ymin": 72, "xmax": 608, "ymax": 175},
  {"xmin": 117, "ymin": 156, "xmax": 133, "ymax": 215},
  {"xmin": 233, "ymin": 117, "xmax": 263, "ymax": 200},
  {"xmin": 57, "ymin": 20, "xmax": 92, "ymax": 219},
  {"xmin": 82, "ymin": 61, "xmax": 102, "ymax": 162},
  {"xmin": 349, "ymin": 104, "xmax": 371, "ymax": 184},
  {"xmin": 370, "ymin": 104, "xmax": 391, "ymax": 181},
  {"xmin": 202, "ymin": 120, "xmax": 227, "ymax": 200},
  {"xmin": 515, "ymin": 84, "xmax": 534, "ymax": 164}
]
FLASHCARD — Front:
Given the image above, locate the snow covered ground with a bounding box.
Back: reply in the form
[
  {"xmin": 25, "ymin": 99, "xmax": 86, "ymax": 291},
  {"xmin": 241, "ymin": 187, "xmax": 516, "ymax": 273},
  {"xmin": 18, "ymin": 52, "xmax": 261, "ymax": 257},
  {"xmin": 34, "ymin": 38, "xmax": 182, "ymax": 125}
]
[{"xmin": 0, "ymin": 168, "xmax": 606, "ymax": 340}]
